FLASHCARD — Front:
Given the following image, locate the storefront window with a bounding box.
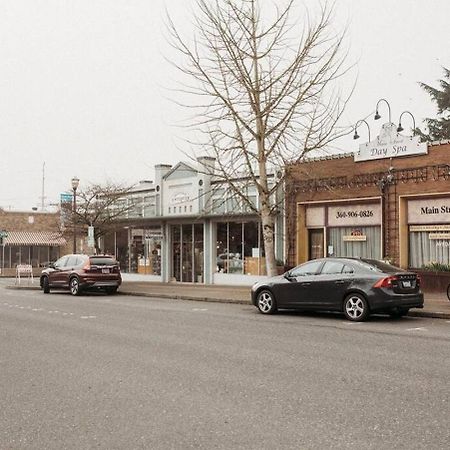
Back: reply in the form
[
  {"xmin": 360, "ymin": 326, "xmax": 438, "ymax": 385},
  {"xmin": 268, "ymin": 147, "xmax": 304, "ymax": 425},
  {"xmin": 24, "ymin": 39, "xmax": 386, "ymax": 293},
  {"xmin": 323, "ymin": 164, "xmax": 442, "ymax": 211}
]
[
  {"xmin": 328, "ymin": 226, "xmax": 381, "ymax": 259},
  {"xmin": 215, "ymin": 221, "xmax": 263, "ymax": 275},
  {"xmin": 409, "ymin": 230, "xmax": 450, "ymax": 268}
]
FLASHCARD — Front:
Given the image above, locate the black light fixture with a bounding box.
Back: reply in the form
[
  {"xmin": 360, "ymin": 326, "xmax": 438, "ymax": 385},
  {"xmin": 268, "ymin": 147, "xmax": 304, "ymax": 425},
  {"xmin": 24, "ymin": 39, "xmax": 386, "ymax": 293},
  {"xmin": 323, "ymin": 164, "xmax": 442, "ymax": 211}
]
[
  {"xmin": 397, "ymin": 110, "xmax": 416, "ymax": 133},
  {"xmin": 374, "ymin": 98, "xmax": 392, "ymax": 123},
  {"xmin": 353, "ymin": 119, "xmax": 371, "ymax": 141}
]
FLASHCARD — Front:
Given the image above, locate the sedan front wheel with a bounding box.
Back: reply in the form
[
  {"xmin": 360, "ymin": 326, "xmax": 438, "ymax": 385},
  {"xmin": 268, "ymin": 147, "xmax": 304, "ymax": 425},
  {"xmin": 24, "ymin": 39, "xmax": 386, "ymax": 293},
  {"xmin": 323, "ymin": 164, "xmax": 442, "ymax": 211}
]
[
  {"xmin": 256, "ymin": 290, "xmax": 277, "ymax": 314},
  {"xmin": 343, "ymin": 293, "xmax": 369, "ymax": 322}
]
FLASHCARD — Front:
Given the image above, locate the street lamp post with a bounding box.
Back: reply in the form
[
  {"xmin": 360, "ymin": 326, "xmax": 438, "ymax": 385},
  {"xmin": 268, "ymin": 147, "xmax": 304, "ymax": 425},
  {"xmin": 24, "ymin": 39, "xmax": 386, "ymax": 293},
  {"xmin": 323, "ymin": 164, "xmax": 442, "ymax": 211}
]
[{"xmin": 71, "ymin": 176, "xmax": 80, "ymax": 253}]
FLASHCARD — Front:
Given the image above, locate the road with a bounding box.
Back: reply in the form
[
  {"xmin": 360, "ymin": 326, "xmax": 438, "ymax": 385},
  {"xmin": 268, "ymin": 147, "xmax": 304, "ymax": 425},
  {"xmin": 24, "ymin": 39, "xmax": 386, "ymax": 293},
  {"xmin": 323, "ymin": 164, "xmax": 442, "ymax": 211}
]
[{"xmin": 1, "ymin": 287, "xmax": 449, "ymax": 449}]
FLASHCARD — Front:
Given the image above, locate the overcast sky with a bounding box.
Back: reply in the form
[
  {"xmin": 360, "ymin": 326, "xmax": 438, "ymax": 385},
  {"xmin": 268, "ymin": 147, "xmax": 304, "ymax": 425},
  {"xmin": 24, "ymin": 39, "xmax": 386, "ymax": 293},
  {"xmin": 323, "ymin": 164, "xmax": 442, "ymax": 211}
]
[{"xmin": 0, "ymin": 0, "xmax": 448, "ymax": 210}]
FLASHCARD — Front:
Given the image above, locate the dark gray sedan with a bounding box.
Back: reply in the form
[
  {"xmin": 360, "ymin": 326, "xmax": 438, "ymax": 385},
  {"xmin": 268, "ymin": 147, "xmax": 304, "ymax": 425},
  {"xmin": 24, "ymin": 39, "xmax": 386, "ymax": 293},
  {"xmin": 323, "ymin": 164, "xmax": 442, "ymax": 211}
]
[{"xmin": 251, "ymin": 258, "xmax": 424, "ymax": 321}]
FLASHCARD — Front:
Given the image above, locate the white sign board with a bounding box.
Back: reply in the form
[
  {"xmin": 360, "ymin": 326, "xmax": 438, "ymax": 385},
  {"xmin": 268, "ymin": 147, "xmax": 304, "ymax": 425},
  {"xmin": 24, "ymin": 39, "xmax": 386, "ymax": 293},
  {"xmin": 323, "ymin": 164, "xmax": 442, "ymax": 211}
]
[
  {"xmin": 306, "ymin": 206, "xmax": 325, "ymax": 227},
  {"xmin": 327, "ymin": 203, "xmax": 381, "ymax": 227},
  {"xmin": 355, "ymin": 123, "xmax": 427, "ymax": 162},
  {"xmin": 408, "ymin": 199, "xmax": 450, "ymax": 224}
]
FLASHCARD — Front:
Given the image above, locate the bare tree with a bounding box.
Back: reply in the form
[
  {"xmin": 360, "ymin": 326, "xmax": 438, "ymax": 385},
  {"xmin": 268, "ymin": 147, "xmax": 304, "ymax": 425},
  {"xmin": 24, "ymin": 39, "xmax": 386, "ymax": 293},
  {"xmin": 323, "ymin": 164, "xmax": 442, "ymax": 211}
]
[
  {"xmin": 167, "ymin": 0, "xmax": 352, "ymax": 276},
  {"xmin": 63, "ymin": 182, "xmax": 138, "ymax": 253}
]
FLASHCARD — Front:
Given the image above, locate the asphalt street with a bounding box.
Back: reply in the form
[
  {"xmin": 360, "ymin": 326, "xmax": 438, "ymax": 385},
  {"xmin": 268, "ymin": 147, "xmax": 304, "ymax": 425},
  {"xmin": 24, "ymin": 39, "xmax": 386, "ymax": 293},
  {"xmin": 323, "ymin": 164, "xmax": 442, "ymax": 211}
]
[{"xmin": 1, "ymin": 288, "xmax": 450, "ymax": 449}]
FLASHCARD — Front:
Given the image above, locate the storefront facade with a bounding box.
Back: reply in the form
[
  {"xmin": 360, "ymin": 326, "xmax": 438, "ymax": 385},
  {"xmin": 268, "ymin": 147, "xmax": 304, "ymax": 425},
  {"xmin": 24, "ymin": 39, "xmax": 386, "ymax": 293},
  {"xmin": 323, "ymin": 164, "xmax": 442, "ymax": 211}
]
[
  {"xmin": 286, "ymin": 135, "xmax": 450, "ymax": 270},
  {"xmin": 102, "ymin": 157, "xmax": 284, "ymax": 285},
  {"xmin": 0, "ymin": 210, "xmax": 67, "ymax": 275}
]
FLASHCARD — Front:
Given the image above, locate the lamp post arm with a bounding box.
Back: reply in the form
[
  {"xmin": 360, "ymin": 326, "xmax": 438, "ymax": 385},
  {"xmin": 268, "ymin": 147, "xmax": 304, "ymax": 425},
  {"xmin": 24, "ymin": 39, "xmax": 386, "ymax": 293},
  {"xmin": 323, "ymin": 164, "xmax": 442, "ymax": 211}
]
[{"xmin": 375, "ymin": 98, "xmax": 392, "ymax": 123}]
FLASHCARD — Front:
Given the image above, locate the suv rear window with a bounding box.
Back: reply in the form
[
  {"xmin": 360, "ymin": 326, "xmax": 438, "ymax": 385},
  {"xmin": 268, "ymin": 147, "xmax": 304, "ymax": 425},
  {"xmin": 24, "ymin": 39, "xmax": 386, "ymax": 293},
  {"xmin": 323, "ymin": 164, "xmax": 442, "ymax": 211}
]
[{"xmin": 89, "ymin": 257, "xmax": 117, "ymax": 266}]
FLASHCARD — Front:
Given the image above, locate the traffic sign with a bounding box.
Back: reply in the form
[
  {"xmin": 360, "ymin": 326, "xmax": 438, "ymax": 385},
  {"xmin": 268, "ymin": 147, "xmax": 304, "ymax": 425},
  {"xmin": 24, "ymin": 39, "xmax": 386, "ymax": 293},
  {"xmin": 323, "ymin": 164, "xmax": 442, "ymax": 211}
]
[{"xmin": 60, "ymin": 193, "xmax": 73, "ymax": 203}]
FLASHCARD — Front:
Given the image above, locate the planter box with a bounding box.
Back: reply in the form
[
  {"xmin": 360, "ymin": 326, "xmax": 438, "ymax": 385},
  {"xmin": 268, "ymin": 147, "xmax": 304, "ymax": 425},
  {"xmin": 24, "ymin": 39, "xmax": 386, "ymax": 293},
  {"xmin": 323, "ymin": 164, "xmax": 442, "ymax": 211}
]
[{"xmin": 412, "ymin": 269, "xmax": 450, "ymax": 293}]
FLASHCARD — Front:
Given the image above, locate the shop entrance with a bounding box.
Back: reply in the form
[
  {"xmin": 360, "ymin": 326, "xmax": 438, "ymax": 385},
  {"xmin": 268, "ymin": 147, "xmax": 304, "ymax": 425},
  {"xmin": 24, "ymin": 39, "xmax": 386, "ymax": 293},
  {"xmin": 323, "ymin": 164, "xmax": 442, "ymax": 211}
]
[
  {"xmin": 309, "ymin": 229, "xmax": 324, "ymax": 260},
  {"xmin": 171, "ymin": 224, "xmax": 204, "ymax": 282}
]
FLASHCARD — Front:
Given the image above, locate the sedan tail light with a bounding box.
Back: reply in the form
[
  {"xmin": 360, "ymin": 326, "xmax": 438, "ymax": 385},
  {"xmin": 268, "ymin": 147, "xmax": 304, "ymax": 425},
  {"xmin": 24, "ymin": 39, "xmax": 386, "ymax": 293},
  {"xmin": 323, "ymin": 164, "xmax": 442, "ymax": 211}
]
[
  {"xmin": 373, "ymin": 276, "xmax": 398, "ymax": 289},
  {"xmin": 416, "ymin": 275, "xmax": 421, "ymax": 287}
]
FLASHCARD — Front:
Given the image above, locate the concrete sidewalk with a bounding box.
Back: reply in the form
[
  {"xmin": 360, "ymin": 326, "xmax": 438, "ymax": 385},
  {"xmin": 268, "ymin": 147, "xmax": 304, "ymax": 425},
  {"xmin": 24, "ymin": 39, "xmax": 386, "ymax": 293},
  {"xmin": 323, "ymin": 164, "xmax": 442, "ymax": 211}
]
[{"xmin": 4, "ymin": 277, "xmax": 450, "ymax": 319}]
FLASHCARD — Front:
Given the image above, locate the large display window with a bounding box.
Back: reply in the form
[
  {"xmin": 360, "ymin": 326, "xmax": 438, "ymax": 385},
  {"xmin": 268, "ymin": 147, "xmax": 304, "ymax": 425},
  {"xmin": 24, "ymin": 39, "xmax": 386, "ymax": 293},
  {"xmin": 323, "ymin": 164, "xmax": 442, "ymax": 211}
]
[
  {"xmin": 328, "ymin": 226, "xmax": 381, "ymax": 259},
  {"xmin": 407, "ymin": 198, "xmax": 450, "ymax": 268},
  {"xmin": 409, "ymin": 226, "xmax": 450, "ymax": 268},
  {"xmin": 215, "ymin": 220, "xmax": 265, "ymax": 275}
]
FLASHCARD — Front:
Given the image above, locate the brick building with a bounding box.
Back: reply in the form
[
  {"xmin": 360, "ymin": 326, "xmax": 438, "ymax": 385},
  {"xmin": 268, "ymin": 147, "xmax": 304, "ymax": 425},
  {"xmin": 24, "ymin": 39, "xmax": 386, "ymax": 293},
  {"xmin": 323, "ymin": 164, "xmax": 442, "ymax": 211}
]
[
  {"xmin": 0, "ymin": 209, "xmax": 67, "ymax": 274},
  {"xmin": 286, "ymin": 137, "xmax": 450, "ymax": 270}
]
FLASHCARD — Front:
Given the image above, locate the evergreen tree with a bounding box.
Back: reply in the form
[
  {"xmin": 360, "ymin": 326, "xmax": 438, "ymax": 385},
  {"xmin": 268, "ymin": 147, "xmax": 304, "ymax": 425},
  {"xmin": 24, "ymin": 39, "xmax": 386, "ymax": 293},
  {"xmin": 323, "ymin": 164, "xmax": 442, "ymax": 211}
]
[{"xmin": 415, "ymin": 67, "xmax": 450, "ymax": 142}]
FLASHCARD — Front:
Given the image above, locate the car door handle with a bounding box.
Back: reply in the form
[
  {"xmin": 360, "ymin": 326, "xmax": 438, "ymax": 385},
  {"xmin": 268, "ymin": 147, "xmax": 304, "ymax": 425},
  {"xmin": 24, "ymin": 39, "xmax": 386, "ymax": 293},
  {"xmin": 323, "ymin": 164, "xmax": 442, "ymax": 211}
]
[
  {"xmin": 300, "ymin": 282, "xmax": 311, "ymax": 286},
  {"xmin": 335, "ymin": 280, "xmax": 345, "ymax": 285}
]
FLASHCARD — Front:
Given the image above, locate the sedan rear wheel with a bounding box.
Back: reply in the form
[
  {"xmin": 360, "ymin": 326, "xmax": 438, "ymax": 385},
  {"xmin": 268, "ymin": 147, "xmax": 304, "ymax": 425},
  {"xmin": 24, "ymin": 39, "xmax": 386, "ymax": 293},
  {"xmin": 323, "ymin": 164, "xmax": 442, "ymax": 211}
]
[
  {"xmin": 256, "ymin": 290, "xmax": 277, "ymax": 314},
  {"xmin": 70, "ymin": 277, "xmax": 81, "ymax": 296},
  {"xmin": 343, "ymin": 293, "xmax": 369, "ymax": 322}
]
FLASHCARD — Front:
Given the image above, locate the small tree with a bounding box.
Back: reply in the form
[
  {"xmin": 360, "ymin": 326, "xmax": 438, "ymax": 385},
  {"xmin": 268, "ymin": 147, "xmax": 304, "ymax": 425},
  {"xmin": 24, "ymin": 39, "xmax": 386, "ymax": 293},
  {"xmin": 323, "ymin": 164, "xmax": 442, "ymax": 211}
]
[
  {"xmin": 167, "ymin": 0, "xmax": 352, "ymax": 275},
  {"xmin": 415, "ymin": 67, "xmax": 450, "ymax": 142},
  {"xmin": 63, "ymin": 182, "xmax": 138, "ymax": 253}
]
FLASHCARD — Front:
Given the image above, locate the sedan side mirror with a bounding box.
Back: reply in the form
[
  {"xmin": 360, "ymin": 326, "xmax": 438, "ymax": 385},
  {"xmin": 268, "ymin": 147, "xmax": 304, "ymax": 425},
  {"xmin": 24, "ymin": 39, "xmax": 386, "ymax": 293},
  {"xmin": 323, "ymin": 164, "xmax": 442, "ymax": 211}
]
[{"xmin": 284, "ymin": 271, "xmax": 295, "ymax": 281}]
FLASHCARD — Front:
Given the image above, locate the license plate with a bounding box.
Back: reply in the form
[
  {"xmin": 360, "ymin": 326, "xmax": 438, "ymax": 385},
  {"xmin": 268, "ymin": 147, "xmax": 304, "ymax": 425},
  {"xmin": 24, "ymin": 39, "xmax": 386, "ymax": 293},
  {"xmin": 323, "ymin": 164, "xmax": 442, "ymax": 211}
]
[
  {"xmin": 102, "ymin": 268, "xmax": 110, "ymax": 274},
  {"xmin": 402, "ymin": 280, "xmax": 411, "ymax": 288}
]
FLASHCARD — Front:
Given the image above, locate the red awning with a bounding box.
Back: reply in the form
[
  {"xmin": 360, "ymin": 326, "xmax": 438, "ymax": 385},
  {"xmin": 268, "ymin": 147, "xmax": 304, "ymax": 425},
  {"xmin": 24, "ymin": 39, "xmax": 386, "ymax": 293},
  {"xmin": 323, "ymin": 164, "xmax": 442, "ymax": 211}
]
[{"xmin": 4, "ymin": 231, "xmax": 66, "ymax": 246}]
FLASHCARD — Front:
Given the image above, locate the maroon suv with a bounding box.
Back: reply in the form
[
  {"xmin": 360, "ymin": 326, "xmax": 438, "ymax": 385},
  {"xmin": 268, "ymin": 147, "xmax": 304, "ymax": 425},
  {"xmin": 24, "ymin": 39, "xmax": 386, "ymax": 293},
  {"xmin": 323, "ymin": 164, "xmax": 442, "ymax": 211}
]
[{"xmin": 40, "ymin": 254, "xmax": 122, "ymax": 296}]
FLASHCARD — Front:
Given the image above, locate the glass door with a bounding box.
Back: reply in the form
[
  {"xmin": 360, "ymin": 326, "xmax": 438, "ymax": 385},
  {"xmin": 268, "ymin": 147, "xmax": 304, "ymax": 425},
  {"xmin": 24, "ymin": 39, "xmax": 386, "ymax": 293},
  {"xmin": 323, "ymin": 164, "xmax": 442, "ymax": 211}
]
[
  {"xmin": 171, "ymin": 224, "xmax": 204, "ymax": 282},
  {"xmin": 309, "ymin": 229, "xmax": 324, "ymax": 260},
  {"xmin": 182, "ymin": 224, "xmax": 193, "ymax": 282}
]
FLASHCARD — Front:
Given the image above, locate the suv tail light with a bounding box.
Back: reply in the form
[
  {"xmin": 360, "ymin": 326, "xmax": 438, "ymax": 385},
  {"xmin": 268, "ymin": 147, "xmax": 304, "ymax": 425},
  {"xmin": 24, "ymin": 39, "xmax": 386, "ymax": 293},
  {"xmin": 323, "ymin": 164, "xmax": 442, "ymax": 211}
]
[{"xmin": 373, "ymin": 276, "xmax": 398, "ymax": 289}]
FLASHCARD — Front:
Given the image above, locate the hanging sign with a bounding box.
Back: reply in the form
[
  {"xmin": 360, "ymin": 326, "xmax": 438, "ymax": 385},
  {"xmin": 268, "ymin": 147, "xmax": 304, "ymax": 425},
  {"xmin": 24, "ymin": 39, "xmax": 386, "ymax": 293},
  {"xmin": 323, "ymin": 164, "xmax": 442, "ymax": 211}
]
[{"xmin": 355, "ymin": 123, "xmax": 427, "ymax": 162}]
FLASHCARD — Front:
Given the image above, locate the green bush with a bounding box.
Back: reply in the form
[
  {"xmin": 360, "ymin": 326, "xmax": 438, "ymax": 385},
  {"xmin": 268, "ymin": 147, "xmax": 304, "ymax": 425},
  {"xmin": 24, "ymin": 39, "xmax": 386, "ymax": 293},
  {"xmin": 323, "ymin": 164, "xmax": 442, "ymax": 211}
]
[{"xmin": 421, "ymin": 261, "xmax": 450, "ymax": 272}]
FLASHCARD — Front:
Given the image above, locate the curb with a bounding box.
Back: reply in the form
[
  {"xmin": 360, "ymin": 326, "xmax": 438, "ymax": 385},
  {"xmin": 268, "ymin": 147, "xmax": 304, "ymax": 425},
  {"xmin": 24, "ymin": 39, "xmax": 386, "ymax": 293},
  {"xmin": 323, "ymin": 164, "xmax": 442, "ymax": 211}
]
[
  {"xmin": 5, "ymin": 285, "xmax": 450, "ymax": 319},
  {"xmin": 5, "ymin": 285, "xmax": 40, "ymax": 290},
  {"xmin": 120, "ymin": 290, "xmax": 251, "ymax": 305}
]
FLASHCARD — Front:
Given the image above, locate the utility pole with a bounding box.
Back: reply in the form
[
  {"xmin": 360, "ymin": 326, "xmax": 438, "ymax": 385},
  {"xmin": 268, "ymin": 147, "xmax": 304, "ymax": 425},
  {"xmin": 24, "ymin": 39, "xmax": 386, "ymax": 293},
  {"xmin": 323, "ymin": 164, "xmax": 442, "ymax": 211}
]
[{"xmin": 40, "ymin": 162, "xmax": 46, "ymax": 211}]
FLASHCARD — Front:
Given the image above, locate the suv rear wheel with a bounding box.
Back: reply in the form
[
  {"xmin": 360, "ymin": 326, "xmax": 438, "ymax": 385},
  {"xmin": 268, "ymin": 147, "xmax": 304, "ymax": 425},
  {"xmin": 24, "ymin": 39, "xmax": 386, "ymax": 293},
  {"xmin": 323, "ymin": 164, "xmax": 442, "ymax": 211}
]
[{"xmin": 70, "ymin": 277, "xmax": 81, "ymax": 296}]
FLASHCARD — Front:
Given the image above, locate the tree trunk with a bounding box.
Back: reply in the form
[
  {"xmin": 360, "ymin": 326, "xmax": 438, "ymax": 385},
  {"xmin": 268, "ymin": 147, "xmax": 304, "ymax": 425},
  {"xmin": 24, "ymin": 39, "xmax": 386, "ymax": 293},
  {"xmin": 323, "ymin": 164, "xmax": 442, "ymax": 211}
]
[{"xmin": 260, "ymin": 206, "xmax": 277, "ymax": 277}]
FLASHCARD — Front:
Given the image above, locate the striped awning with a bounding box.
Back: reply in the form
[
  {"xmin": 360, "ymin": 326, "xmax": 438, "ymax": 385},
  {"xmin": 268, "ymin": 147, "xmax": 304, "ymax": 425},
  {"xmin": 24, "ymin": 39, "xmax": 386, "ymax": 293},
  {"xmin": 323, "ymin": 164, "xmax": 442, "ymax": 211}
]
[{"xmin": 4, "ymin": 231, "xmax": 66, "ymax": 247}]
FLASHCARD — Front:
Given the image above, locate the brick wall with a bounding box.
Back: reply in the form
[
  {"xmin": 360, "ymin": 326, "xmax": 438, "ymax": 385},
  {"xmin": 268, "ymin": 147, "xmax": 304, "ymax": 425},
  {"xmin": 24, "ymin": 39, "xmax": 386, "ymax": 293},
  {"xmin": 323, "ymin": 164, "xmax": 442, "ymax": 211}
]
[{"xmin": 0, "ymin": 210, "xmax": 61, "ymax": 232}]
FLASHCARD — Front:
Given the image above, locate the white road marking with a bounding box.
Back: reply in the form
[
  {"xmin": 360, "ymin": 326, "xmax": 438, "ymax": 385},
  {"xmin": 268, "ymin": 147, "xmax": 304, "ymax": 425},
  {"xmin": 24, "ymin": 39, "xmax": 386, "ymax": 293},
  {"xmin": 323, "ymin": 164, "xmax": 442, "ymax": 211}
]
[
  {"xmin": 0, "ymin": 303, "xmax": 88, "ymax": 319},
  {"xmin": 192, "ymin": 308, "xmax": 208, "ymax": 312},
  {"xmin": 406, "ymin": 327, "xmax": 427, "ymax": 332}
]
